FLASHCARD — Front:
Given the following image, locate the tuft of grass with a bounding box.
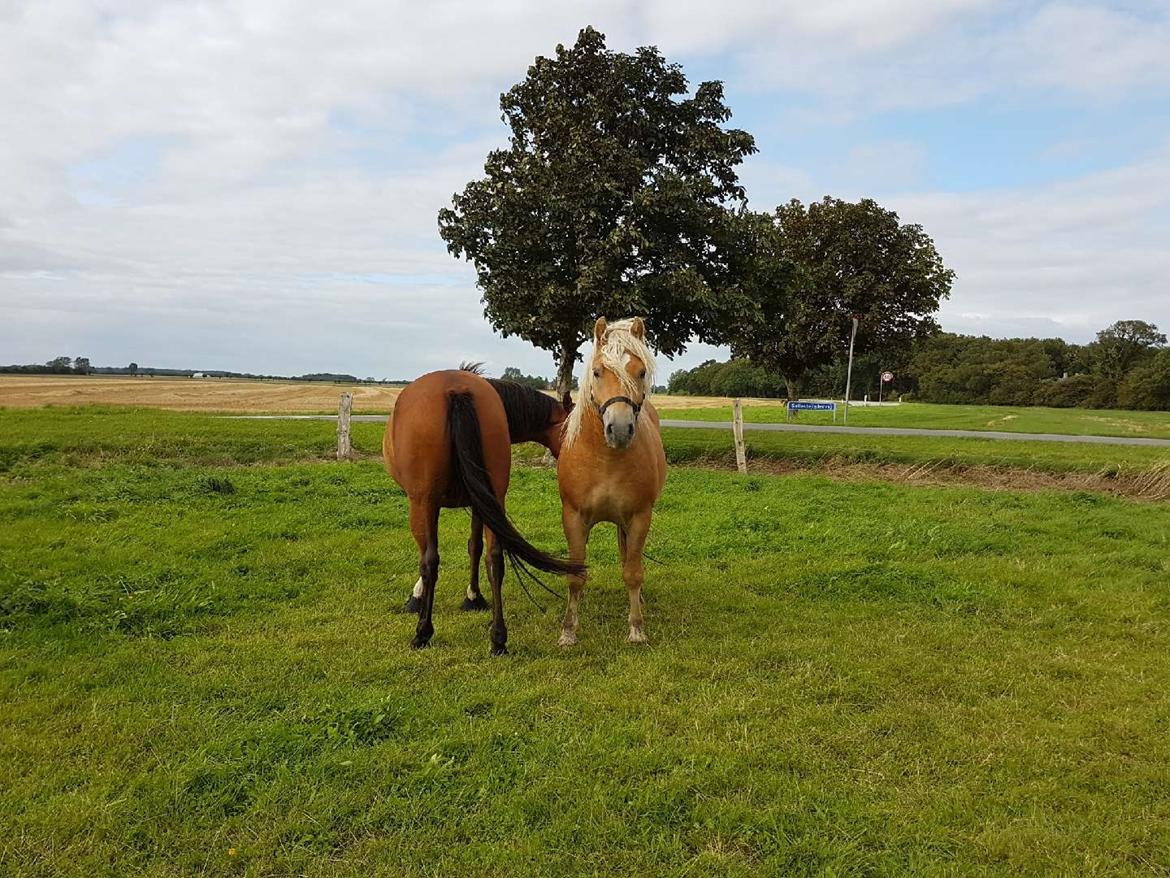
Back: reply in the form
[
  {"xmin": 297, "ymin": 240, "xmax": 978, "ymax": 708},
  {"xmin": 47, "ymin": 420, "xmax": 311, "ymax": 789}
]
[{"xmin": 202, "ymin": 475, "xmax": 236, "ymax": 494}]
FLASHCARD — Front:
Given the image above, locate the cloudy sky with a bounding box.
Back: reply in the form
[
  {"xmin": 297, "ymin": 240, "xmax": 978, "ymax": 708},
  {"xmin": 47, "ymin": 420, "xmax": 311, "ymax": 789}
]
[{"xmin": 2, "ymin": 1, "xmax": 1168, "ymax": 380}]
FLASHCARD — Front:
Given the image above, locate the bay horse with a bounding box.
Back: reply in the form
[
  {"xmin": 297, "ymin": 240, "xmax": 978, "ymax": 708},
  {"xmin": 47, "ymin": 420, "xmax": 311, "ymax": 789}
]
[
  {"xmin": 557, "ymin": 317, "xmax": 666, "ymax": 646},
  {"xmin": 401, "ymin": 368, "xmax": 575, "ymax": 614},
  {"xmin": 383, "ymin": 369, "xmax": 583, "ymax": 654}
]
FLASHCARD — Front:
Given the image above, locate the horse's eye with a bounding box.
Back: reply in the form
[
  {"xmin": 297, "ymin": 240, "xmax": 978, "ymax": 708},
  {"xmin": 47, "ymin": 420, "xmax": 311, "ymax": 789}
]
[
  {"xmin": 592, "ymin": 369, "xmax": 600, "ymax": 378},
  {"xmin": 639, "ymin": 369, "xmax": 647, "ymax": 379}
]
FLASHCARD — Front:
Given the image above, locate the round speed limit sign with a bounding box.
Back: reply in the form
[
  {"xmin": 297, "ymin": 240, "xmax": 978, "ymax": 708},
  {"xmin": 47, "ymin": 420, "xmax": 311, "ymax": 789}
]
[{"xmin": 880, "ymin": 371, "xmax": 894, "ymax": 383}]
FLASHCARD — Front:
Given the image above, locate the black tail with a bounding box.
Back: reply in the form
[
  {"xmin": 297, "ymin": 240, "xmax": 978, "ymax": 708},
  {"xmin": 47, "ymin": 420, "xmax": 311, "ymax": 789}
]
[{"xmin": 447, "ymin": 393, "xmax": 584, "ymax": 579}]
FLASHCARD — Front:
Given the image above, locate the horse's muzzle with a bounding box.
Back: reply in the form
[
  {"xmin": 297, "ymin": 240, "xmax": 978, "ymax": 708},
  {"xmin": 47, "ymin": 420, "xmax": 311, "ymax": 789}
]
[{"xmin": 603, "ymin": 413, "xmax": 636, "ymax": 449}]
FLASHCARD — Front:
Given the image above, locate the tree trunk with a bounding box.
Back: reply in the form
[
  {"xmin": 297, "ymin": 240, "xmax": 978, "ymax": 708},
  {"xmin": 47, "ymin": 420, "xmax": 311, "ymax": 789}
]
[
  {"xmin": 555, "ymin": 338, "xmax": 579, "ymax": 398},
  {"xmin": 783, "ymin": 376, "xmax": 802, "ymax": 400}
]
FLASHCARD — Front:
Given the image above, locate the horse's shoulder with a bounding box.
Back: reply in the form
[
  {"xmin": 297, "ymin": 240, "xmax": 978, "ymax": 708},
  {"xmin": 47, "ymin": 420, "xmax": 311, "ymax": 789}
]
[{"xmin": 644, "ymin": 399, "xmax": 661, "ymax": 428}]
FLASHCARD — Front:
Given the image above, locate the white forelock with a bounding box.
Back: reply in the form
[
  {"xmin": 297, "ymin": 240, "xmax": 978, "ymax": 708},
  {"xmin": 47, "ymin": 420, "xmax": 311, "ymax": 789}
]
[{"xmin": 564, "ymin": 318, "xmax": 656, "ymax": 448}]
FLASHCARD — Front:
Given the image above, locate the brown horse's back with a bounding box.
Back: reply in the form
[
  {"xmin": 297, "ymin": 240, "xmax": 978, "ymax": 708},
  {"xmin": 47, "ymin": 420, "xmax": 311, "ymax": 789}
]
[{"xmin": 384, "ymin": 370, "xmax": 511, "ymax": 506}]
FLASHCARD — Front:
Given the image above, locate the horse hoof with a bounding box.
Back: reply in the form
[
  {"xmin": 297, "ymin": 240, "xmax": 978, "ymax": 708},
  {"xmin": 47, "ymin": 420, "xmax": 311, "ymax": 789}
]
[
  {"xmin": 558, "ymin": 631, "xmax": 577, "ymax": 648},
  {"xmin": 490, "ymin": 643, "xmax": 508, "ymax": 657},
  {"xmin": 627, "ymin": 628, "xmax": 649, "ymax": 644},
  {"xmin": 403, "ymin": 595, "xmax": 422, "ymax": 614},
  {"xmin": 461, "ymin": 594, "xmax": 490, "ymax": 612},
  {"xmin": 410, "ymin": 636, "xmax": 431, "ymax": 650}
]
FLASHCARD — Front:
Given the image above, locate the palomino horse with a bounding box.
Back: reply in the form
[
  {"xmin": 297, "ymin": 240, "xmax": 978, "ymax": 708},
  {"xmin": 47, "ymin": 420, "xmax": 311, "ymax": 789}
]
[
  {"xmin": 402, "ymin": 368, "xmax": 575, "ymax": 613},
  {"xmin": 384, "ymin": 369, "xmax": 583, "ymax": 654},
  {"xmin": 557, "ymin": 317, "xmax": 667, "ymax": 646}
]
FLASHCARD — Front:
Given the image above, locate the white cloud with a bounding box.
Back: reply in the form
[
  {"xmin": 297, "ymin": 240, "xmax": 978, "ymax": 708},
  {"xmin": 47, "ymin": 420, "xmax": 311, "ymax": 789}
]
[
  {"xmin": 1, "ymin": 1, "xmax": 1169, "ymax": 377},
  {"xmin": 894, "ymin": 146, "xmax": 1170, "ymax": 341}
]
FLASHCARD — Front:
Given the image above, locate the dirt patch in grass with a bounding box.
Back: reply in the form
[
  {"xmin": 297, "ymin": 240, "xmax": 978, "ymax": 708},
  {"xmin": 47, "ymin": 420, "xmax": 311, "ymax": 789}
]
[
  {"xmin": 1084, "ymin": 415, "xmax": 1151, "ymax": 434},
  {"xmin": 685, "ymin": 454, "xmax": 1170, "ymax": 502},
  {"xmin": 985, "ymin": 414, "xmax": 1018, "ymax": 427}
]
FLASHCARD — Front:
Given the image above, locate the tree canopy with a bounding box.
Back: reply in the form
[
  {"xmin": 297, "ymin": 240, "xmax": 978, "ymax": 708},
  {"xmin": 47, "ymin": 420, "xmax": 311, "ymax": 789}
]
[
  {"xmin": 438, "ymin": 26, "xmax": 756, "ymax": 392},
  {"xmin": 721, "ymin": 197, "xmax": 954, "ymax": 398},
  {"xmin": 1087, "ymin": 320, "xmax": 1166, "ymax": 383}
]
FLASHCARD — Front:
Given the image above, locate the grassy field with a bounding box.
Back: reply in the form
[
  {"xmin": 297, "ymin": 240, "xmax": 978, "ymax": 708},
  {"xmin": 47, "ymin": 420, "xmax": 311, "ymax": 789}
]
[
  {"xmin": 3, "ymin": 407, "xmax": 1169, "ymax": 480},
  {"xmin": 2, "ymin": 408, "xmax": 1170, "ymax": 875},
  {"xmin": 657, "ymin": 401, "xmax": 1170, "ymax": 440},
  {"xmin": 7, "ymin": 376, "xmax": 1169, "ymax": 443}
]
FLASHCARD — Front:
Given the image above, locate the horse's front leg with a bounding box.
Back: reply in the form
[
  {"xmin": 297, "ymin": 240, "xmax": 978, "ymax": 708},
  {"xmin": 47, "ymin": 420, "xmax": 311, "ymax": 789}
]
[
  {"xmin": 622, "ymin": 511, "xmax": 653, "ymax": 644},
  {"xmin": 558, "ymin": 507, "xmax": 589, "ymax": 648}
]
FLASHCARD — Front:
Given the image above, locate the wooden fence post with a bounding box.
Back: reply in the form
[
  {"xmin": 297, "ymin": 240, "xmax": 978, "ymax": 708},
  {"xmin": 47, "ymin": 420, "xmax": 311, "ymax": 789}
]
[
  {"xmin": 732, "ymin": 398, "xmax": 747, "ymax": 474},
  {"xmin": 337, "ymin": 393, "xmax": 353, "ymax": 460}
]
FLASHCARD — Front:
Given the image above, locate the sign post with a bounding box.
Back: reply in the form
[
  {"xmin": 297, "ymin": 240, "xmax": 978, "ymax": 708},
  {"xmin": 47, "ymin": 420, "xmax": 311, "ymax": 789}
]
[
  {"xmin": 843, "ymin": 316, "xmax": 859, "ymax": 424},
  {"xmin": 879, "ymin": 370, "xmax": 894, "ymax": 404},
  {"xmin": 787, "ymin": 400, "xmax": 837, "ymax": 423}
]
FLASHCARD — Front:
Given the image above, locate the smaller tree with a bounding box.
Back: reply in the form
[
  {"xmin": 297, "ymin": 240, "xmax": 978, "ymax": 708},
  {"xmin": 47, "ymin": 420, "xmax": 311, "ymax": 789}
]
[
  {"xmin": 47, "ymin": 356, "xmax": 72, "ymax": 373},
  {"xmin": 1118, "ymin": 349, "xmax": 1170, "ymax": 410},
  {"xmin": 720, "ymin": 198, "xmax": 953, "ymax": 398},
  {"xmin": 73, "ymin": 357, "xmax": 91, "ymax": 375},
  {"xmin": 500, "ymin": 366, "xmax": 553, "ymax": 390},
  {"xmin": 1088, "ymin": 320, "xmax": 1165, "ymax": 382},
  {"xmin": 128, "ymin": 362, "xmax": 139, "ymax": 377}
]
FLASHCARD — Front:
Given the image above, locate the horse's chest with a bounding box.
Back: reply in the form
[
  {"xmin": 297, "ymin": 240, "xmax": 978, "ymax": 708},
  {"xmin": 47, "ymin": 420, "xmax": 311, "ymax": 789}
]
[{"xmin": 570, "ymin": 454, "xmax": 661, "ymax": 525}]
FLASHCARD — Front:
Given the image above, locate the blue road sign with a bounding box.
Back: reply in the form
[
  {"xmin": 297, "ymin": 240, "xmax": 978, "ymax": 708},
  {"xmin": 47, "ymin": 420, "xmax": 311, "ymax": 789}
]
[{"xmin": 787, "ymin": 401, "xmax": 836, "ymax": 412}]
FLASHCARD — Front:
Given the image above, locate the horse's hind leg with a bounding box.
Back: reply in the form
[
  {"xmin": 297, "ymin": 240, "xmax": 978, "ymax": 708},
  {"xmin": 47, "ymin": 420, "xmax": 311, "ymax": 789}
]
[
  {"xmin": 484, "ymin": 528, "xmax": 507, "ymax": 656},
  {"xmin": 462, "ymin": 513, "xmax": 489, "ymax": 611},
  {"xmin": 409, "ymin": 500, "xmax": 440, "ymax": 649},
  {"xmin": 404, "ymin": 577, "xmax": 424, "ymax": 614},
  {"xmin": 622, "ymin": 511, "xmax": 652, "ymax": 644}
]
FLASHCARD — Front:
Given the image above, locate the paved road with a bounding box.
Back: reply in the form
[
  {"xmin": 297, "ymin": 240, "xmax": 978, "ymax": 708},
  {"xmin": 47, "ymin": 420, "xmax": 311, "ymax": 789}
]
[
  {"xmin": 658, "ymin": 419, "xmax": 1170, "ymax": 447},
  {"xmin": 229, "ymin": 414, "xmax": 1170, "ymax": 448}
]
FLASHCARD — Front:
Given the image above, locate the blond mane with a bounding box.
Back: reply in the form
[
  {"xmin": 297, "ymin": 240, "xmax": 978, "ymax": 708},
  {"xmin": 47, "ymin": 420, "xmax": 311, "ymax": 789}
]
[{"xmin": 563, "ymin": 318, "xmax": 656, "ymax": 448}]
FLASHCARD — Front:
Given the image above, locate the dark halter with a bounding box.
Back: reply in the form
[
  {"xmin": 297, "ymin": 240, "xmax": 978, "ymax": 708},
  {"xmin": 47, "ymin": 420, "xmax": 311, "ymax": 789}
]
[{"xmin": 594, "ymin": 393, "xmax": 642, "ymax": 418}]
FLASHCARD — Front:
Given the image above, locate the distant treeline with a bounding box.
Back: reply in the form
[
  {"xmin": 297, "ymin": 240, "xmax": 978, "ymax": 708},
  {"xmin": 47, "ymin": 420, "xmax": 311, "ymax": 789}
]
[
  {"xmin": 497, "ymin": 367, "xmax": 580, "ymax": 391},
  {"xmin": 0, "ymin": 357, "xmax": 410, "ymax": 384},
  {"xmin": 668, "ymin": 321, "xmax": 1170, "ymax": 411}
]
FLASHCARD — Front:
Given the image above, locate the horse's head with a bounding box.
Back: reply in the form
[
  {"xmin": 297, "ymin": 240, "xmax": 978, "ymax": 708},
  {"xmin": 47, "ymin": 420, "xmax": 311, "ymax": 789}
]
[
  {"xmin": 536, "ymin": 391, "xmax": 575, "ymax": 458},
  {"xmin": 588, "ymin": 316, "xmax": 652, "ymax": 450}
]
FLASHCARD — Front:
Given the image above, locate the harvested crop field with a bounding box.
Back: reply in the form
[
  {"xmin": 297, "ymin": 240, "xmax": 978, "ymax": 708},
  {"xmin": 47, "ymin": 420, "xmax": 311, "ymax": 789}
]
[
  {"xmin": 0, "ymin": 375, "xmax": 776, "ymax": 414},
  {"xmin": 0, "ymin": 375, "xmax": 403, "ymax": 413}
]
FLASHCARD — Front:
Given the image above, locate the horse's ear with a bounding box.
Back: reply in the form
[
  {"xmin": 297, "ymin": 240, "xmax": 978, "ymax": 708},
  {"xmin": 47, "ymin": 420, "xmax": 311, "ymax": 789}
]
[
  {"xmin": 561, "ymin": 391, "xmax": 575, "ymax": 415},
  {"xmin": 630, "ymin": 317, "xmax": 645, "ymax": 340},
  {"xmin": 593, "ymin": 317, "xmax": 607, "ymax": 343}
]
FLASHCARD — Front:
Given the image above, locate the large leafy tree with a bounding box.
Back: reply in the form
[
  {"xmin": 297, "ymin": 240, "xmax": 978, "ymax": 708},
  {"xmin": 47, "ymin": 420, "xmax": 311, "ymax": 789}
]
[
  {"xmin": 438, "ymin": 27, "xmax": 756, "ymax": 393},
  {"xmin": 725, "ymin": 197, "xmax": 954, "ymax": 398}
]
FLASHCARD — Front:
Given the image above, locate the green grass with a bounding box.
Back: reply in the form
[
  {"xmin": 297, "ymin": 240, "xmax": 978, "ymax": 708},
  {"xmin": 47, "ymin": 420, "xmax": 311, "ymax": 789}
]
[
  {"xmin": 658, "ymin": 400, "xmax": 1170, "ymax": 439},
  {"xmin": 663, "ymin": 427, "xmax": 1170, "ymax": 475},
  {"xmin": 4, "ymin": 407, "xmax": 1168, "ymax": 479},
  {"xmin": 2, "ymin": 410, "xmax": 1170, "ymax": 874}
]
